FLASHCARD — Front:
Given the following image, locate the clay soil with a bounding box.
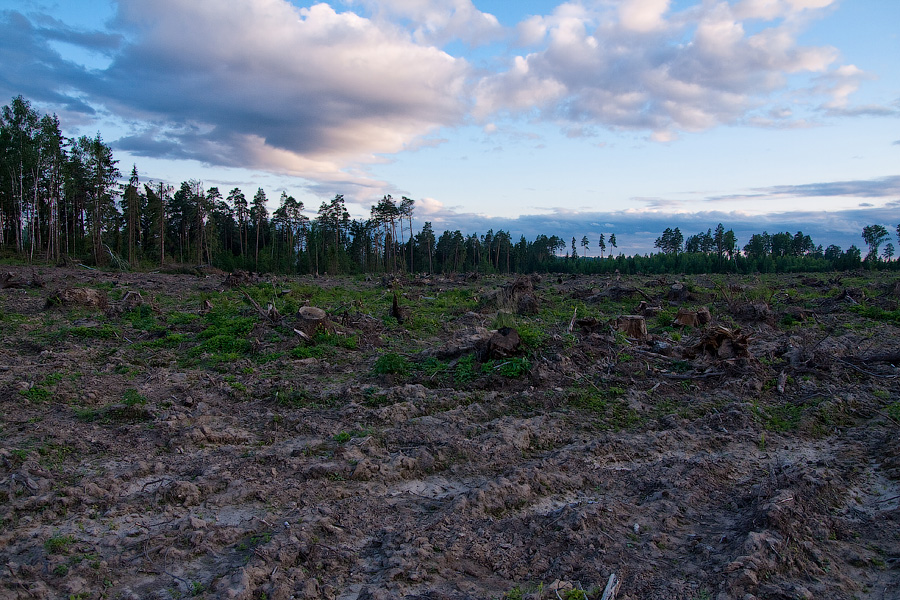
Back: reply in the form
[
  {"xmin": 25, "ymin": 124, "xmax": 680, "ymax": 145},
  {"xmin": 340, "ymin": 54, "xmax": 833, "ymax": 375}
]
[{"xmin": 1, "ymin": 265, "xmax": 898, "ymax": 600}]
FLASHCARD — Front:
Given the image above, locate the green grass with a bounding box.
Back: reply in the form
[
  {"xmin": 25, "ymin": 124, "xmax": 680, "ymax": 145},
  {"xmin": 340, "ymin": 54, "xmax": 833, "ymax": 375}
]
[
  {"xmin": 122, "ymin": 388, "xmax": 147, "ymax": 406},
  {"xmin": 884, "ymin": 402, "xmax": 900, "ymax": 422},
  {"xmin": 44, "ymin": 534, "xmax": 75, "ymax": 554},
  {"xmin": 68, "ymin": 325, "xmax": 119, "ymax": 339},
  {"xmin": 20, "ymin": 385, "xmax": 52, "ymax": 403},
  {"xmin": 849, "ymin": 305, "xmax": 900, "ymax": 325},
  {"xmin": 569, "ymin": 387, "xmax": 644, "ymax": 430},
  {"xmin": 373, "ymin": 352, "xmax": 411, "ymax": 376},
  {"xmin": 483, "ymin": 357, "xmax": 531, "ymax": 378},
  {"xmin": 166, "ymin": 311, "xmax": 200, "ymax": 325},
  {"xmin": 454, "ymin": 354, "xmax": 478, "ymax": 384},
  {"xmin": 142, "ymin": 332, "xmax": 188, "ymax": 348}
]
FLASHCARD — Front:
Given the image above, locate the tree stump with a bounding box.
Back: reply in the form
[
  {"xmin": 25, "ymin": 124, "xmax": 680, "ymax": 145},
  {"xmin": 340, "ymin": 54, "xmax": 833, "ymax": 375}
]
[
  {"xmin": 674, "ymin": 309, "xmax": 700, "ymax": 327},
  {"xmin": 487, "ymin": 327, "xmax": 521, "ymax": 358},
  {"xmin": 668, "ymin": 283, "xmax": 689, "ymax": 301},
  {"xmin": 616, "ymin": 315, "xmax": 647, "ymax": 339},
  {"xmin": 697, "ymin": 306, "xmax": 711, "ymax": 324},
  {"xmin": 49, "ymin": 288, "xmax": 108, "ymax": 310},
  {"xmin": 296, "ymin": 306, "xmax": 328, "ymax": 338}
]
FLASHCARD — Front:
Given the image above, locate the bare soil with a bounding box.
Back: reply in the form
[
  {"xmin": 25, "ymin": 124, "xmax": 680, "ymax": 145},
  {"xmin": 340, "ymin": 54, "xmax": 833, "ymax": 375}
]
[{"xmin": 1, "ymin": 266, "xmax": 898, "ymax": 600}]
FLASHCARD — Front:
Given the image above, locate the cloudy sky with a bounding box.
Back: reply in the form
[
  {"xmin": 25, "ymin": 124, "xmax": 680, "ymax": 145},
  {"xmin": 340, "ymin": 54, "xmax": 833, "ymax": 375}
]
[{"xmin": 1, "ymin": 0, "xmax": 898, "ymax": 254}]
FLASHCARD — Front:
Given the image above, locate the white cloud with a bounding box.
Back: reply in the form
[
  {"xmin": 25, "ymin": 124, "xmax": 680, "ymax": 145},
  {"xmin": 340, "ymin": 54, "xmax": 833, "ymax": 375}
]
[
  {"xmin": 100, "ymin": 0, "xmax": 470, "ymax": 185},
  {"xmin": 475, "ymin": 0, "xmax": 852, "ymax": 136},
  {"xmin": 618, "ymin": 0, "xmax": 671, "ymax": 33},
  {"xmin": 348, "ymin": 0, "xmax": 503, "ymax": 46}
]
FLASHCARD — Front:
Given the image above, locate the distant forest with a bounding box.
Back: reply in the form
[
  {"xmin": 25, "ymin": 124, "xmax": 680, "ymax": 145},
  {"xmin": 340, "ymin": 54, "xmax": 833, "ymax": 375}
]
[{"xmin": 2, "ymin": 95, "xmax": 898, "ymax": 275}]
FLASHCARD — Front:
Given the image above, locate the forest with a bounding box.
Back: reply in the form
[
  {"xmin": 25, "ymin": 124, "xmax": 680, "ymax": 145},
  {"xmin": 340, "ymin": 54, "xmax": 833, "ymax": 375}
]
[{"xmin": 2, "ymin": 95, "xmax": 898, "ymax": 276}]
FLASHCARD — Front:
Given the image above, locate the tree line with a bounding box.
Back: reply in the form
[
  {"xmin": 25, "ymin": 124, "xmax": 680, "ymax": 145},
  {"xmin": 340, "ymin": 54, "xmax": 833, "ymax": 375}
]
[{"xmin": 2, "ymin": 95, "xmax": 898, "ymax": 276}]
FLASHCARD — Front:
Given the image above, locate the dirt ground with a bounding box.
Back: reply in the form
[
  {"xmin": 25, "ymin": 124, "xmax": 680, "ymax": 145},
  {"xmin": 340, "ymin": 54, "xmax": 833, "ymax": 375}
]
[{"xmin": 1, "ymin": 265, "xmax": 898, "ymax": 600}]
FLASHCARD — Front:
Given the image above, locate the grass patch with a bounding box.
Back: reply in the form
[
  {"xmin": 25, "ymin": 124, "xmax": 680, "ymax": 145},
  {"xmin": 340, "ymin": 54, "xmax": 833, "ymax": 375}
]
[
  {"xmin": 373, "ymin": 352, "xmax": 411, "ymax": 376},
  {"xmin": 887, "ymin": 402, "xmax": 900, "ymax": 422},
  {"xmin": 44, "ymin": 534, "xmax": 75, "ymax": 555},
  {"xmin": 483, "ymin": 357, "xmax": 531, "ymax": 378},
  {"xmin": 122, "ymin": 388, "xmax": 147, "ymax": 406},
  {"xmin": 849, "ymin": 305, "xmax": 900, "ymax": 325},
  {"xmin": 68, "ymin": 325, "xmax": 119, "ymax": 339},
  {"xmin": 569, "ymin": 387, "xmax": 643, "ymax": 430},
  {"xmin": 454, "ymin": 354, "xmax": 479, "ymax": 385}
]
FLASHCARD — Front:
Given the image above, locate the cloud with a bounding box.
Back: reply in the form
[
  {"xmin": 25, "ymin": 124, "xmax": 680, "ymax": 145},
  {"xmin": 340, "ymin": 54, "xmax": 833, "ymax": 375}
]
[
  {"xmin": 475, "ymin": 0, "xmax": 857, "ymax": 138},
  {"xmin": 348, "ymin": 0, "xmax": 503, "ymax": 46},
  {"xmin": 751, "ymin": 175, "xmax": 900, "ymax": 199},
  {"xmin": 1, "ymin": 1, "xmax": 470, "ymax": 191},
  {"xmin": 618, "ymin": 0, "xmax": 671, "ymax": 33}
]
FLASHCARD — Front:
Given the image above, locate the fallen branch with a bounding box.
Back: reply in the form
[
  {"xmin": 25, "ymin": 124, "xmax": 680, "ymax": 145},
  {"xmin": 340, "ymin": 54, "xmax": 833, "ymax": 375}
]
[
  {"xmin": 835, "ymin": 357, "xmax": 898, "ymax": 379},
  {"xmin": 854, "ymin": 353, "xmax": 900, "ymax": 365},
  {"xmin": 600, "ymin": 573, "xmax": 621, "ymax": 600},
  {"xmin": 661, "ymin": 371, "xmax": 725, "ymax": 380},
  {"xmin": 241, "ymin": 288, "xmax": 281, "ymax": 323}
]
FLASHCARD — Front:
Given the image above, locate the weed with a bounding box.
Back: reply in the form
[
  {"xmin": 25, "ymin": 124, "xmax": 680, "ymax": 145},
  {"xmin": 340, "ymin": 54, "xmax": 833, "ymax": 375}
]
[
  {"xmin": 20, "ymin": 385, "xmax": 52, "ymax": 403},
  {"xmin": 52, "ymin": 564, "xmax": 69, "ymax": 576},
  {"xmin": 485, "ymin": 357, "xmax": 531, "ymax": 378},
  {"xmin": 166, "ymin": 311, "xmax": 200, "ymax": 325},
  {"xmin": 68, "ymin": 325, "xmax": 119, "ymax": 340},
  {"xmin": 453, "ymin": 354, "xmax": 480, "ymax": 385},
  {"xmin": 44, "ymin": 534, "xmax": 75, "ymax": 554},
  {"xmin": 333, "ymin": 429, "xmax": 370, "ymax": 443},
  {"xmin": 570, "ymin": 388, "xmax": 643, "ymax": 430},
  {"xmin": 38, "ymin": 443, "xmax": 73, "ymax": 470},
  {"xmin": 290, "ymin": 345, "xmax": 325, "ymax": 360},
  {"xmin": 373, "ymin": 352, "xmax": 411, "ymax": 376},
  {"xmin": 143, "ymin": 332, "xmax": 187, "ymax": 349},
  {"xmin": 849, "ymin": 305, "xmax": 900, "ymax": 325},
  {"xmin": 420, "ymin": 357, "xmax": 450, "ymax": 378},
  {"xmin": 492, "ymin": 311, "xmax": 516, "ymax": 329},
  {"xmin": 189, "ymin": 580, "xmax": 207, "ymax": 596},
  {"xmin": 122, "ymin": 388, "xmax": 147, "ymax": 406},
  {"xmin": 125, "ymin": 305, "xmax": 163, "ymax": 333},
  {"xmin": 517, "ymin": 324, "xmax": 547, "ymax": 350},
  {"xmin": 503, "ymin": 587, "xmax": 524, "ymax": 600},
  {"xmin": 887, "ymin": 402, "xmax": 900, "ymax": 422}
]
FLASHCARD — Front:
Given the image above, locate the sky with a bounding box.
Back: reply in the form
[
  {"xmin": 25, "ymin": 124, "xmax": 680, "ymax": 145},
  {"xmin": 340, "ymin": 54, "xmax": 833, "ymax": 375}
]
[{"xmin": 1, "ymin": 0, "xmax": 898, "ymax": 255}]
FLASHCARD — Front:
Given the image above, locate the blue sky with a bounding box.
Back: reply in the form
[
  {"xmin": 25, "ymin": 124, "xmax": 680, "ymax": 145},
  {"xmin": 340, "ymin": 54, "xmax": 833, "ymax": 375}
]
[{"xmin": 1, "ymin": 0, "xmax": 898, "ymax": 254}]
